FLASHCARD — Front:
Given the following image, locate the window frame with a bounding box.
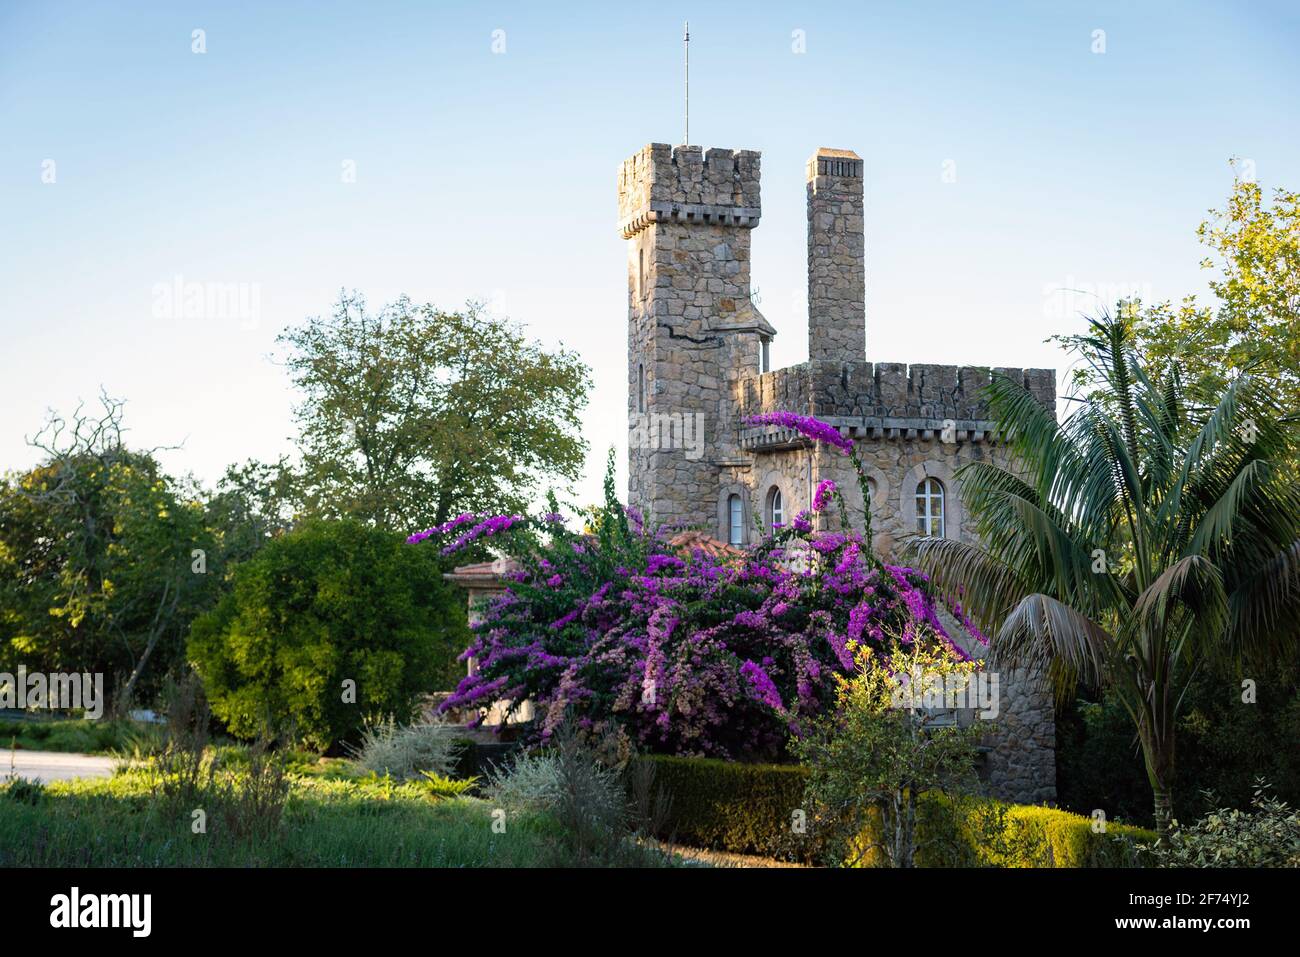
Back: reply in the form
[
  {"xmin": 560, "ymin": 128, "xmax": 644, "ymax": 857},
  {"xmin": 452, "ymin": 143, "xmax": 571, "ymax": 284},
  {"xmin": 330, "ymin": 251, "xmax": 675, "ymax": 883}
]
[{"xmin": 915, "ymin": 477, "xmax": 945, "ymax": 538}]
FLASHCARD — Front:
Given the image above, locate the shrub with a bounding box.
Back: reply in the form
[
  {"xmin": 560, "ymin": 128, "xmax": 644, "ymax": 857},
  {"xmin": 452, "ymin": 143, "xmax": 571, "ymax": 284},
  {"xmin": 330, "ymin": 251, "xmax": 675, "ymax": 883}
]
[
  {"xmin": 485, "ymin": 725, "xmax": 641, "ymax": 865},
  {"xmin": 485, "ymin": 750, "xmax": 566, "ymax": 814},
  {"xmin": 2, "ymin": 775, "xmax": 46, "ymax": 806},
  {"xmin": 641, "ymin": 755, "xmax": 814, "ymax": 860},
  {"xmin": 796, "ymin": 636, "xmax": 984, "ymax": 867},
  {"xmin": 188, "ymin": 519, "xmax": 470, "ymax": 750},
  {"xmin": 1058, "ymin": 662, "xmax": 1300, "ymax": 827},
  {"xmin": 894, "ymin": 796, "xmax": 1154, "ymax": 868},
  {"xmin": 1146, "ymin": 781, "xmax": 1300, "ymax": 867},
  {"xmin": 426, "ymin": 452, "xmax": 986, "ymax": 761},
  {"xmin": 146, "ymin": 677, "xmax": 290, "ymax": 841},
  {"xmin": 638, "ymin": 754, "xmax": 1153, "ymax": 866},
  {"xmin": 419, "ymin": 772, "xmax": 478, "ymax": 799},
  {"xmin": 347, "ymin": 720, "xmax": 464, "ymax": 782}
]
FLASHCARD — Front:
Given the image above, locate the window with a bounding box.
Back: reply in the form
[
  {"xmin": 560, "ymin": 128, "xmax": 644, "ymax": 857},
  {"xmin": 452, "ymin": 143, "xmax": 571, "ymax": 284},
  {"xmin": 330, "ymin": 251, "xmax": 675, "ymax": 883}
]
[
  {"xmin": 760, "ymin": 337, "xmax": 771, "ymax": 373},
  {"xmin": 727, "ymin": 495, "xmax": 744, "ymax": 546},
  {"xmin": 638, "ymin": 248, "xmax": 646, "ymax": 299},
  {"xmin": 915, "ymin": 477, "xmax": 945, "ymax": 537},
  {"xmin": 767, "ymin": 486, "xmax": 784, "ymax": 530},
  {"xmin": 637, "ymin": 363, "xmax": 645, "ymax": 414}
]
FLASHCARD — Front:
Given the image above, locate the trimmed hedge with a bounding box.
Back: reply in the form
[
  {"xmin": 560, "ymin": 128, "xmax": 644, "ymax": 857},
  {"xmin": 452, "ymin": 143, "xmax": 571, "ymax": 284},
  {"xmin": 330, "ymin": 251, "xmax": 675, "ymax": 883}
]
[
  {"xmin": 874, "ymin": 794, "xmax": 1155, "ymax": 868},
  {"xmin": 642, "ymin": 755, "xmax": 815, "ymax": 861},
  {"xmin": 642, "ymin": 755, "xmax": 1154, "ymax": 866}
]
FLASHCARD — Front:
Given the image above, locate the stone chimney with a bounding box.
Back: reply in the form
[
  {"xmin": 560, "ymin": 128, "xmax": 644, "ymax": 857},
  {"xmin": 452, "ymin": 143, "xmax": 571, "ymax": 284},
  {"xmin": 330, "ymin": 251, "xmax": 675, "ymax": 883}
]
[{"xmin": 806, "ymin": 148, "xmax": 865, "ymax": 363}]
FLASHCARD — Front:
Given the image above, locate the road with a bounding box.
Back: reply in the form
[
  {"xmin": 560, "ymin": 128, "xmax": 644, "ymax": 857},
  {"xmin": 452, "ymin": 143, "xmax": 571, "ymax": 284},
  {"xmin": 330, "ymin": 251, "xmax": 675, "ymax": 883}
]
[{"xmin": 3, "ymin": 750, "xmax": 117, "ymax": 783}]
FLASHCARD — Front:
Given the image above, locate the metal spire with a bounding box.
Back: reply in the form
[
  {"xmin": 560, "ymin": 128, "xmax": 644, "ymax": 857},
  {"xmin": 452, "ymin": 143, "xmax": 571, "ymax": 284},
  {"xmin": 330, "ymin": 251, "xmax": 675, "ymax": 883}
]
[{"xmin": 683, "ymin": 22, "xmax": 690, "ymax": 146}]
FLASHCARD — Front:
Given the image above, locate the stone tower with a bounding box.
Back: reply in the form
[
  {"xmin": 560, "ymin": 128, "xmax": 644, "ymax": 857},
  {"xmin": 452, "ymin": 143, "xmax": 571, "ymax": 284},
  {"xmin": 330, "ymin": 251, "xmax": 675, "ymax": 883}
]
[
  {"xmin": 618, "ymin": 141, "xmax": 1060, "ymax": 805},
  {"xmin": 619, "ymin": 143, "xmax": 774, "ymax": 530},
  {"xmin": 807, "ymin": 148, "xmax": 866, "ymax": 363}
]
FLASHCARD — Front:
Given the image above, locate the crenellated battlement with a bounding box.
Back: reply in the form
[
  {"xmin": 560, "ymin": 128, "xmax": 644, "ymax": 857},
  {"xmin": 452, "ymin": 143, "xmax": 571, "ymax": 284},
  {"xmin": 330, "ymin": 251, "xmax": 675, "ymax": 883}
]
[
  {"xmin": 738, "ymin": 360, "xmax": 1056, "ymax": 449},
  {"xmin": 618, "ymin": 143, "xmax": 761, "ymax": 238}
]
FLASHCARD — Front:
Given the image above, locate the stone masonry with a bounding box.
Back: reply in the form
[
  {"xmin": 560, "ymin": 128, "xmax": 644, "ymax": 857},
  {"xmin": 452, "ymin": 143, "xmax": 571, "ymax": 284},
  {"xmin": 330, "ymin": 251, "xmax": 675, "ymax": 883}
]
[
  {"xmin": 619, "ymin": 142, "xmax": 1057, "ymax": 805},
  {"xmin": 807, "ymin": 149, "xmax": 867, "ymax": 364}
]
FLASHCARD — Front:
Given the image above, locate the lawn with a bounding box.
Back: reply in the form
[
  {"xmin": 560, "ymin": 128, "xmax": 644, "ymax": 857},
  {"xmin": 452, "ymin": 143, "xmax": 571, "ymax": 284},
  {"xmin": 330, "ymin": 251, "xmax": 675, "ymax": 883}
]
[{"xmin": 0, "ymin": 764, "xmax": 675, "ymax": 867}]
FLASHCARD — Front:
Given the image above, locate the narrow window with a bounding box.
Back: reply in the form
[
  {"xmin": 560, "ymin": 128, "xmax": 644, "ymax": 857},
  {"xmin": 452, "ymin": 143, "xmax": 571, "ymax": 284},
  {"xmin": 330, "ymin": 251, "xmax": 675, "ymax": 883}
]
[
  {"xmin": 637, "ymin": 363, "xmax": 645, "ymax": 414},
  {"xmin": 728, "ymin": 494, "xmax": 744, "ymax": 546},
  {"xmin": 768, "ymin": 486, "xmax": 784, "ymax": 531},
  {"xmin": 915, "ymin": 477, "xmax": 945, "ymax": 537},
  {"xmin": 638, "ymin": 248, "xmax": 646, "ymax": 299},
  {"xmin": 760, "ymin": 337, "xmax": 771, "ymax": 373}
]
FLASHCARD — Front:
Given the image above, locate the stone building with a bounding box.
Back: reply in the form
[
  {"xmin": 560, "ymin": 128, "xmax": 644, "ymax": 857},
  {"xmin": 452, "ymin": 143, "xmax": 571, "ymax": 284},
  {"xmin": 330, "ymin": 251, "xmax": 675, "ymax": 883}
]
[{"xmin": 619, "ymin": 143, "xmax": 1057, "ymax": 804}]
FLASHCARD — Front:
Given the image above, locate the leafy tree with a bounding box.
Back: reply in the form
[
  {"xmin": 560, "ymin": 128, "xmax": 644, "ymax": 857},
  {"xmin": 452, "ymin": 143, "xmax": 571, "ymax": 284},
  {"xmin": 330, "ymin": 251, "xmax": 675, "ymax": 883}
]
[
  {"xmin": 1057, "ymin": 659, "xmax": 1300, "ymax": 827},
  {"xmin": 1134, "ymin": 171, "xmax": 1300, "ymax": 414},
  {"xmin": 909, "ymin": 313, "xmax": 1300, "ymax": 833},
  {"xmin": 0, "ymin": 394, "xmax": 217, "ymax": 706},
  {"xmin": 202, "ymin": 457, "xmax": 298, "ymax": 569},
  {"xmin": 278, "ymin": 292, "xmax": 591, "ymax": 532},
  {"xmin": 795, "ymin": 637, "xmax": 984, "ymax": 867},
  {"xmin": 187, "ymin": 519, "xmax": 470, "ymax": 751}
]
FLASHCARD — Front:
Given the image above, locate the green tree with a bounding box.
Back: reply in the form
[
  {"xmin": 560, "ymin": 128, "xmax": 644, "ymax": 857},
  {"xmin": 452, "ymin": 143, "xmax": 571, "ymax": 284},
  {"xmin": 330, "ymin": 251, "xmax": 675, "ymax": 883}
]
[
  {"xmin": 795, "ymin": 636, "xmax": 984, "ymax": 867},
  {"xmin": 909, "ymin": 313, "xmax": 1300, "ymax": 833},
  {"xmin": 279, "ymin": 292, "xmax": 591, "ymax": 531},
  {"xmin": 1135, "ymin": 171, "xmax": 1300, "ymax": 413},
  {"xmin": 202, "ymin": 457, "xmax": 298, "ymax": 569},
  {"xmin": 0, "ymin": 394, "xmax": 217, "ymax": 706},
  {"xmin": 187, "ymin": 519, "xmax": 469, "ymax": 751}
]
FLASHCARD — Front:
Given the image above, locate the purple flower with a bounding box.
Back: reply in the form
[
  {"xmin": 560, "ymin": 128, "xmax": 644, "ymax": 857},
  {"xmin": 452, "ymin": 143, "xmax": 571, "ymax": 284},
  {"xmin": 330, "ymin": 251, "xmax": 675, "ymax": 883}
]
[
  {"xmin": 745, "ymin": 411, "xmax": 853, "ymax": 454},
  {"xmin": 740, "ymin": 660, "xmax": 785, "ymax": 712},
  {"xmin": 813, "ymin": 479, "xmax": 837, "ymax": 512}
]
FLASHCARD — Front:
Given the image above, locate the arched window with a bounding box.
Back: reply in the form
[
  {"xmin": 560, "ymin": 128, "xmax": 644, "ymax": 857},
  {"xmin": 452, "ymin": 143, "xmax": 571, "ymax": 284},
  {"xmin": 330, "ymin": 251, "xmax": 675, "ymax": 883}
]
[
  {"xmin": 727, "ymin": 494, "xmax": 744, "ymax": 546},
  {"xmin": 915, "ymin": 477, "xmax": 945, "ymax": 537},
  {"xmin": 760, "ymin": 336, "xmax": 771, "ymax": 373},
  {"xmin": 767, "ymin": 486, "xmax": 784, "ymax": 530},
  {"xmin": 637, "ymin": 363, "xmax": 645, "ymax": 414}
]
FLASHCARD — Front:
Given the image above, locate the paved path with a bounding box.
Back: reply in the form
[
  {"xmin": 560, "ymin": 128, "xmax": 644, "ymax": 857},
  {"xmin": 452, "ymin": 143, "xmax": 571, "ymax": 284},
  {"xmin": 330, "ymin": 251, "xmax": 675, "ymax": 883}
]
[{"xmin": 3, "ymin": 750, "xmax": 116, "ymax": 783}]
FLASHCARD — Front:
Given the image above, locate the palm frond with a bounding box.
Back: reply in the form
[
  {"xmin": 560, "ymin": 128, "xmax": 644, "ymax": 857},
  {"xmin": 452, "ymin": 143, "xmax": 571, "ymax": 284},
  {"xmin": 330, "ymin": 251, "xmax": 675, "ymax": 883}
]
[
  {"xmin": 903, "ymin": 536, "xmax": 1031, "ymax": 635},
  {"xmin": 995, "ymin": 593, "xmax": 1112, "ymax": 700}
]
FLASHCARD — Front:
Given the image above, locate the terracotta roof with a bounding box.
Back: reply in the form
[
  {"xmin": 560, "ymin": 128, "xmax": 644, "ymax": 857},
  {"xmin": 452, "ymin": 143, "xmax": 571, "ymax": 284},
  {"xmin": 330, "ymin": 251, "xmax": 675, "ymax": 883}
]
[
  {"xmin": 667, "ymin": 529, "xmax": 745, "ymax": 559},
  {"xmin": 443, "ymin": 557, "xmax": 520, "ymax": 588}
]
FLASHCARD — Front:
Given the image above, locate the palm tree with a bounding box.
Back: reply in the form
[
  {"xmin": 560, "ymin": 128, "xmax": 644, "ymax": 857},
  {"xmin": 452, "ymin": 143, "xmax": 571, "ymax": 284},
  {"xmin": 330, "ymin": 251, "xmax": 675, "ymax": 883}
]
[{"xmin": 907, "ymin": 312, "xmax": 1300, "ymax": 833}]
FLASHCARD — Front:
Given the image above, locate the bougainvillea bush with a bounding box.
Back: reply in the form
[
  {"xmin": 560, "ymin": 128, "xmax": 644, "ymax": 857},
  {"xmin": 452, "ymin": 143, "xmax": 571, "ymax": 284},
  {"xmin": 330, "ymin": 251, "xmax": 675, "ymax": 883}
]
[{"xmin": 418, "ymin": 431, "xmax": 982, "ymax": 762}]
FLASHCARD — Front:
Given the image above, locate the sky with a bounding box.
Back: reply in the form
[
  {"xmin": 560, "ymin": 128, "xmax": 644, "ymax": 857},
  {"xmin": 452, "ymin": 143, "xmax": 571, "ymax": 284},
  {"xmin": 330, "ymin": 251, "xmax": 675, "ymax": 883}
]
[{"xmin": 2, "ymin": 0, "xmax": 1298, "ymax": 512}]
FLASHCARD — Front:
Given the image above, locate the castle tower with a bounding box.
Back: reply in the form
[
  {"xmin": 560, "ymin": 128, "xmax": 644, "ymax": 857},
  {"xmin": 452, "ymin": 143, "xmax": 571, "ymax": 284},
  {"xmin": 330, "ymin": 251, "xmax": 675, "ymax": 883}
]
[
  {"xmin": 807, "ymin": 148, "xmax": 866, "ymax": 364},
  {"xmin": 618, "ymin": 143, "xmax": 773, "ymax": 529}
]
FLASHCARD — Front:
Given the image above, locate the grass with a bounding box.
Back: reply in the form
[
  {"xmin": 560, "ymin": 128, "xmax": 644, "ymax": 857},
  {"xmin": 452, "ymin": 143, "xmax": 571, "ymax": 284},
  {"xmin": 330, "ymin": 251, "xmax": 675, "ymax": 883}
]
[{"xmin": 0, "ymin": 761, "xmax": 677, "ymax": 867}]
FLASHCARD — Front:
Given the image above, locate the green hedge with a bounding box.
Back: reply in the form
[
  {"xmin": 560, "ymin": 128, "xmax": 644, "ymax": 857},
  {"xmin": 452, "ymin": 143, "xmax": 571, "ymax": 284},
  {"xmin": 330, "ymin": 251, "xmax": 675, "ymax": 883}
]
[
  {"xmin": 642, "ymin": 755, "xmax": 815, "ymax": 861},
  {"xmin": 643, "ymin": 755, "xmax": 1154, "ymax": 866},
  {"xmin": 866, "ymin": 794, "xmax": 1155, "ymax": 868}
]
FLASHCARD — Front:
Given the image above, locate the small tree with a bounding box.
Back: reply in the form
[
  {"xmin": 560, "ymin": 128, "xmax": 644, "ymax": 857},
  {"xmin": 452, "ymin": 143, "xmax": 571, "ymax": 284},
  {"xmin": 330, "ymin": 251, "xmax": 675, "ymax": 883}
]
[
  {"xmin": 188, "ymin": 519, "xmax": 469, "ymax": 750},
  {"xmin": 795, "ymin": 635, "xmax": 985, "ymax": 867}
]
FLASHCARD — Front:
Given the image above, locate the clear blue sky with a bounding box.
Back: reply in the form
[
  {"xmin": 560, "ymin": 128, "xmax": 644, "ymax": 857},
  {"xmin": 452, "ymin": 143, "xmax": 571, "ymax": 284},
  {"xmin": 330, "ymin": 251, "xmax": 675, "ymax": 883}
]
[{"xmin": 2, "ymin": 1, "xmax": 1297, "ymax": 511}]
